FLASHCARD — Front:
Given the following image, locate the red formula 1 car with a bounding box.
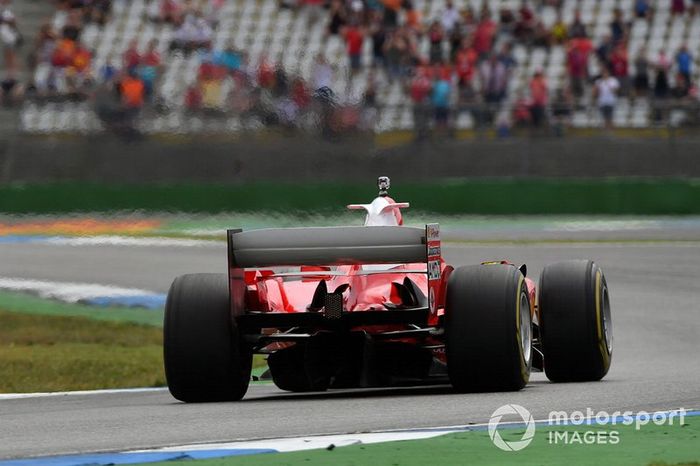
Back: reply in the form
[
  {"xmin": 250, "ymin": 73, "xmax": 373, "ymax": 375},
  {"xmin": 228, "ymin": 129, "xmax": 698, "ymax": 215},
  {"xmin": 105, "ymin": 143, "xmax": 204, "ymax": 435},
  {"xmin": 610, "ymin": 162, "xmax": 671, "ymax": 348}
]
[{"xmin": 164, "ymin": 177, "xmax": 613, "ymax": 402}]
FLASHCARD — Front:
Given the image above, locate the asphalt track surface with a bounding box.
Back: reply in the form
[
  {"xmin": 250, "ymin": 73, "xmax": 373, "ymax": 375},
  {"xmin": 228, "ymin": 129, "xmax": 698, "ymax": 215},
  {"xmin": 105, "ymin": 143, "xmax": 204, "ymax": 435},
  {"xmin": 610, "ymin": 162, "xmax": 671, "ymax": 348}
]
[{"xmin": 1, "ymin": 240, "xmax": 699, "ymax": 459}]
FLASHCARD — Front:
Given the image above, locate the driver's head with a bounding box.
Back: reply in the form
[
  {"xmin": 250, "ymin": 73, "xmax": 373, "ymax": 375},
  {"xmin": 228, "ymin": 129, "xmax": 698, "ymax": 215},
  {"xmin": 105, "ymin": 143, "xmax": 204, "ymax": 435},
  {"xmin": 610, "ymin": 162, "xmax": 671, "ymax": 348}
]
[{"xmin": 377, "ymin": 176, "xmax": 390, "ymax": 196}]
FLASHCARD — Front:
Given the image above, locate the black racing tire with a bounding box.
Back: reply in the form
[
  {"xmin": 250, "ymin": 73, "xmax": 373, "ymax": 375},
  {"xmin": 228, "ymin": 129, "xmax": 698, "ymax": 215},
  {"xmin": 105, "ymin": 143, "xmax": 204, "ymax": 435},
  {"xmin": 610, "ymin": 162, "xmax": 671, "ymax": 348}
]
[
  {"xmin": 445, "ymin": 264, "xmax": 532, "ymax": 392},
  {"xmin": 538, "ymin": 260, "xmax": 612, "ymax": 382},
  {"xmin": 164, "ymin": 273, "xmax": 252, "ymax": 402}
]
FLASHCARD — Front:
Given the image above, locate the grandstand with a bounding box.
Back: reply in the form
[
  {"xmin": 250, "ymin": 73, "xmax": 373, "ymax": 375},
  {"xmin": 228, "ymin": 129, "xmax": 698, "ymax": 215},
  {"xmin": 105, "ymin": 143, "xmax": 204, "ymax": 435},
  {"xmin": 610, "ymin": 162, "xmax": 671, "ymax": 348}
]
[{"xmin": 7, "ymin": 0, "xmax": 700, "ymax": 134}]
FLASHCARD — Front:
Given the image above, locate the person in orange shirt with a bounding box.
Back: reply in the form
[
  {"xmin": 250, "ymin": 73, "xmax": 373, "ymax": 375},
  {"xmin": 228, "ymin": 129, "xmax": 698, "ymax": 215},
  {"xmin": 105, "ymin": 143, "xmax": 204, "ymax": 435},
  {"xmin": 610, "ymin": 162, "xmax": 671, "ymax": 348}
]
[
  {"xmin": 120, "ymin": 70, "xmax": 145, "ymax": 110},
  {"xmin": 529, "ymin": 69, "xmax": 548, "ymax": 128},
  {"xmin": 71, "ymin": 43, "xmax": 91, "ymax": 74}
]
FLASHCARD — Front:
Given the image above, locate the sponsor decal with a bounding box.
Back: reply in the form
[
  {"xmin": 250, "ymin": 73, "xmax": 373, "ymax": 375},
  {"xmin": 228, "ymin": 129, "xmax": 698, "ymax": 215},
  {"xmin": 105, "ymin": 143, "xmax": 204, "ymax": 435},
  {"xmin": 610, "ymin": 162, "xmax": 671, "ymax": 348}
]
[
  {"xmin": 428, "ymin": 260, "xmax": 441, "ymax": 280},
  {"xmin": 426, "ymin": 223, "xmax": 440, "ymax": 241}
]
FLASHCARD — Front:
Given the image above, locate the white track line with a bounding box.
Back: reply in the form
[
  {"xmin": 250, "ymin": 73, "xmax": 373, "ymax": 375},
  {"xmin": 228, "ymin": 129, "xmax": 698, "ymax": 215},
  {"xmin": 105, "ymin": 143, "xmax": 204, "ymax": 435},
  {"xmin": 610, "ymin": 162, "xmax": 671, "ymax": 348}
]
[
  {"xmin": 45, "ymin": 236, "xmax": 220, "ymax": 247},
  {"xmin": 0, "ymin": 387, "xmax": 167, "ymax": 400},
  {"xmin": 0, "ymin": 277, "xmax": 160, "ymax": 303}
]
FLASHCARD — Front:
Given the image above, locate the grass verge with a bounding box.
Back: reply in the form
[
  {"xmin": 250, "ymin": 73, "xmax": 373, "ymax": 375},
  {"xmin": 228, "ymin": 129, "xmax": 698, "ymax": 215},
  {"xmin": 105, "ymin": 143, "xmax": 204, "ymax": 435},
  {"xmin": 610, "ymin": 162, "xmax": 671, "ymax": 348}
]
[
  {"xmin": 0, "ymin": 295, "xmax": 268, "ymax": 392},
  {"xmin": 0, "ymin": 310, "xmax": 164, "ymax": 392},
  {"xmin": 132, "ymin": 416, "xmax": 699, "ymax": 466}
]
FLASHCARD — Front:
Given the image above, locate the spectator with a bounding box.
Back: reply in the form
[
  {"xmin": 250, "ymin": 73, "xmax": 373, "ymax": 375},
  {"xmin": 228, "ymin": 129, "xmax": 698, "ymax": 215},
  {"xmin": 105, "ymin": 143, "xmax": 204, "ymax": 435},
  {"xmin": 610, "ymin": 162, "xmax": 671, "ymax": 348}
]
[
  {"xmin": 440, "ymin": 0, "xmax": 460, "ymax": 34},
  {"xmin": 567, "ymin": 37, "xmax": 591, "ymax": 98},
  {"xmin": 609, "ymin": 44, "xmax": 629, "ymax": 95},
  {"xmin": 139, "ymin": 39, "xmax": 162, "ymax": 99},
  {"xmin": 312, "ymin": 53, "xmax": 333, "ymax": 90},
  {"xmin": 120, "ymin": 69, "xmax": 146, "ymax": 120},
  {"xmin": 653, "ymin": 50, "xmax": 671, "ymax": 99},
  {"xmin": 514, "ymin": 0, "xmax": 536, "ymax": 43},
  {"xmin": 384, "ymin": 30, "xmax": 408, "ymax": 81},
  {"xmin": 593, "ymin": 67, "xmax": 620, "ymax": 129},
  {"xmin": 473, "ymin": 10, "xmax": 496, "ymax": 59},
  {"xmin": 404, "ymin": 1, "xmax": 423, "ymax": 34},
  {"xmin": 409, "ymin": 65, "xmax": 432, "ymax": 139},
  {"xmin": 671, "ymin": 0, "xmax": 686, "ymax": 15},
  {"xmin": 342, "ymin": 21, "xmax": 364, "ymax": 73},
  {"xmin": 427, "ymin": 21, "xmax": 444, "ymax": 64},
  {"xmin": 551, "ymin": 86, "xmax": 574, "ymax": 134},
  {"xmin": 479, "ymin": 53, "xmax": 507, "ymax": 105},
  {"xmin": 28, "ymin": 23, "xmax": 55, "ymax": 72},
  {"xmin": 381, "ymin": 0, "xmax": 401, "ymax": 28},
  {"xmin": 635, "ymin": 0, "xmax": 652, "ymax": 19},
  {"xmin": 184, "ymin": 82, "xmax": 202, "ymax": 112},
  {"xmin": 633, "ymin": 49, "xmax": 650, "ymax": 96},
  {"xmin": 569, "ymin": 10, "xmax": 588, "ymax": 39},
  {"xmin": 676, "ymin": 44, "xmax": 692, "ymax": 85},
  {"xmin": 610, "ymin": 9, "xmax": 627, "ymax": 43},
  {"xmin": 99, "ymin": 53, "xmax": 119, "ymax": 83},
  {"xmin": 368, "ymin": 11, "xmax": 386, "ymax": 68},
  {"xmin": 61, "ymin": 9, "xmax": 82, "ymax": 42},
  {"xmin": 273, "ymin": 61, "xmax": 288, "ymax": 96},
  {"xmin": 123, "ymin": 39, "xmax": 141, "ymax": 73},
  {"xmin": 551, "ymin": 13, "xmax": 568, "ymax": 44},
  {"xmin": 596, "ymin": 35, "xmax": 614, "ymax": 70},
  {"xmin": 327, "ymin": 0, "xmax": 347, "ymax": 36},
  {"xmin": 455, "ymin": 37, "xmax": 477, "ymax": 89},
  {"xmin": 0, "ymin": 4, "xmax": 21, "ymax": 76},
  {"xmin": 499, "ymin": 6, "xmax": 516, "ymax": 35},
  {"xmin": 213, "ymin": 41, "xmax": 240, "ymax": 75},
  {"xmin": 431, "ymin": 69, "xmax": 451, "ymax": 131},
  {"xmin": 529, "ymin": 69, "xmax": 548, "ymax": 128}
]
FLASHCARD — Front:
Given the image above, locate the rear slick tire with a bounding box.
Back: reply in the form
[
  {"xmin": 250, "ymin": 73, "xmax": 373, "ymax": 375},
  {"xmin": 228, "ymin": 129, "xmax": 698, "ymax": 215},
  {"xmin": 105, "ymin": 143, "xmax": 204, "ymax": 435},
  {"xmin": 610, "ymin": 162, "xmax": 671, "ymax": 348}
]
[
  {"xmin": 164, "ymin": 273, "xmax": 252, "ymax": 402},
  {"xmin": 538, "ymin": 260, "xmax": 612, "ymax": 382},
  {"xmin": 445, "ymin": 264, "xmax": 532, "ymax": 392}
]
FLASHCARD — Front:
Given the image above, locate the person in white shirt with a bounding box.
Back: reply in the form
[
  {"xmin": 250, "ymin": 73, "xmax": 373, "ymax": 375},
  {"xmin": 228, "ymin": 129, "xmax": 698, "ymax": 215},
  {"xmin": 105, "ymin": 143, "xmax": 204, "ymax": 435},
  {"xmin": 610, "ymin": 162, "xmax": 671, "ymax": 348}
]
[
  {"xmin": 1, "ymin": 5, "xmax": 20, "ymax": 75},
  {"xmin": 594, "ymin": 67, "xmax": 620, "ymax": 129},
  {"xmin": 441, "ymin": 1, "xmax": 460, "ymax": 34}
]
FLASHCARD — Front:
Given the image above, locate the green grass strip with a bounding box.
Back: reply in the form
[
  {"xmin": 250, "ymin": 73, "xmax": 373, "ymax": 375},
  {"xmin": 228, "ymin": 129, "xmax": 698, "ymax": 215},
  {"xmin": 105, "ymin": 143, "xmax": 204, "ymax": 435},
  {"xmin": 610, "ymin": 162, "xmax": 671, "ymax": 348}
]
[
  {"xmin": 0, "ymin": 294, "xmax": 268, "ymax": 391},
  {"xmin": 0, "ymin": 310, "xmax": 165, "ymax": 392},
  {"xmin": 132, "ymin": 416, "xmax": 699, "ymax": 466},
  {"xmin": 0, "ymin": 290, "xmax": 164, "ymax": 327},
  {"xmin": 2, "ymin": 179, "xmax": 700, "ymax": 215}
]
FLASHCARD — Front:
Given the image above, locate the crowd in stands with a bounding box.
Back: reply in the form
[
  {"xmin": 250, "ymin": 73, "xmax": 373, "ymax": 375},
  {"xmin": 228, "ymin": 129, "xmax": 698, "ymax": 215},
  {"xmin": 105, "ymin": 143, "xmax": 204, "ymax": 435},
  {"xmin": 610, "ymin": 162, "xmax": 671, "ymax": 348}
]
[{"xmin": 2, "ymin": 0, "xmax": 700, "ymax": 136}]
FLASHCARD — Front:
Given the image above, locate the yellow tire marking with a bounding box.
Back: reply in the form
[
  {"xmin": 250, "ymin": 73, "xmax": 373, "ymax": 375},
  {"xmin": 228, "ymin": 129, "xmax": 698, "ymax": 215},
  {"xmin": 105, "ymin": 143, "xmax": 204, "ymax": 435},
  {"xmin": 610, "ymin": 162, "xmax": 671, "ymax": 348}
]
[
  {"xmin": 595, "ymin": 270, "xmax": 610, "ymax": 367},
  {"xmin": 515, "ymin": 275, "xmax": 529, "ymax": 382}
]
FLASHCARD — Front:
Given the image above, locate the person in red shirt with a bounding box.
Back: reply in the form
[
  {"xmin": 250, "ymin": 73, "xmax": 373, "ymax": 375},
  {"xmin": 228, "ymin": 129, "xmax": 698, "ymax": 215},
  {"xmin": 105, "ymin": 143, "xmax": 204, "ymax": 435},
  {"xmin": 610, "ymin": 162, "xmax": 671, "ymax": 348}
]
[
  {"xmin": 529, "ymin": 69, "xmax": 548, "ymax": 128},
  {"xmin": 609, "ymin": 44, "xmax": 628, "ymax": 95},
  {"xmin": 123, "ymin": 39, "xmax": 141, "ymax": 74},
  {"xmin": 473, "ymin": 10, "xmax": 496, "ymax": 58},
  {"xmin": 567, "ymin": 37, "xmax": 591, "ymax": 97},
  {"xmin": 455, "ymin": 37, "xmax": 477, "ymax": 88},
  {"xmin": 343, "ymin": 22, "xmax": 364, "ymax": 73},
  {"xmin": 410, "ymin": 65, "xmax": 433, "ymax": 140}
]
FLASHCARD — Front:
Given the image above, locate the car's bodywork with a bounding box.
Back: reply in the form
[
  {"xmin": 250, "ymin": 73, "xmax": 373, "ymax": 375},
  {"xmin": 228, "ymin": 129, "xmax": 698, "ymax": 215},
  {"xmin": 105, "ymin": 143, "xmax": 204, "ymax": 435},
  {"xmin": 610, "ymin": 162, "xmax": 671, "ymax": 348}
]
[{"xmin": 225, "ymin": 195, "xmax": 538, "ymax": 387}]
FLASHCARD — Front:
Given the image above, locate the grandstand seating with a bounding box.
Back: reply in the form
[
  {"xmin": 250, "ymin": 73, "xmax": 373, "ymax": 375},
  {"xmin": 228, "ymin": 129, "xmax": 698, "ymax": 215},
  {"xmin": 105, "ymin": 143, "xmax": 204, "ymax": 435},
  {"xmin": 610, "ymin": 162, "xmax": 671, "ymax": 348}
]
[{"xmin": 18, "ymin": 0, "xmax": 700, "ymax": 134}]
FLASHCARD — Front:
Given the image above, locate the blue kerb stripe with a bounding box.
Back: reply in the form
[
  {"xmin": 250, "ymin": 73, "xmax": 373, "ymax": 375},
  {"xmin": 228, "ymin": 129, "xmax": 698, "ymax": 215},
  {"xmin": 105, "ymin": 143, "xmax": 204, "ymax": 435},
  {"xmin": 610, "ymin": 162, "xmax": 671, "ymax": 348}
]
[
  {"xmin": 0, "ymin": 449, "xmax": 277, "ymax": 466},
  {"xmin": 82, "ymin": 295, "xmax": 166, "ymax": 310},
  {"xmin": 0, "ymin": 236, "xmax": 52, "ymax": 244}
]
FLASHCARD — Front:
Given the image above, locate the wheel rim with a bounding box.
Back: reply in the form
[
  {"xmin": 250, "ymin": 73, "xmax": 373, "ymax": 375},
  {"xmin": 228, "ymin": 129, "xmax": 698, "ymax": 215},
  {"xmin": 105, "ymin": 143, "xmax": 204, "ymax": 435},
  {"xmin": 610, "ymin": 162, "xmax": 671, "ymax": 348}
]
[
  {"xmin": 519, "ymin": 292, "xmax": 532, "ymax": 364},
  {"xmin": 602, "ymin": 285, "xmax": 613, "ymax": 353}
]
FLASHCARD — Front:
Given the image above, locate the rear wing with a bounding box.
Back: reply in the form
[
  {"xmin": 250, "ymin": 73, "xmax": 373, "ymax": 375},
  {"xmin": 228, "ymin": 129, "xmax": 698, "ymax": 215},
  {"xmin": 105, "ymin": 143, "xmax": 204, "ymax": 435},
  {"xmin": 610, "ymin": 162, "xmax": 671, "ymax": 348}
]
[
  {"xmin": 227, "ymin": 225, "xmax": 442, "ymax": 315},
  {"xmin": 227, "ymin": 226, "xmax": 429, "ymax": 268}
]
